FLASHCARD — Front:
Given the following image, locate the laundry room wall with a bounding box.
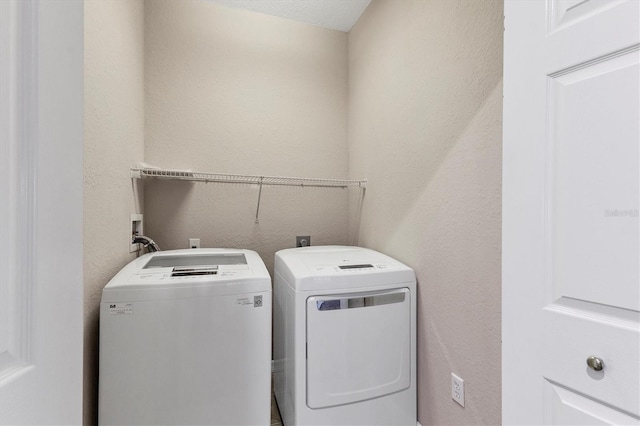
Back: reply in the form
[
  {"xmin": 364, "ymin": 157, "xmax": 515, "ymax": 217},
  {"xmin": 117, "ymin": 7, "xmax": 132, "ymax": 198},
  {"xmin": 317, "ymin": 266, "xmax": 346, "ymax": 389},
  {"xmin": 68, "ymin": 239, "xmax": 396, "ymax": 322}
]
[
  {"xmin": 83, "ymin": 0, "xmax": 145, "ymax": 424},
  {"xmin": 348, "ymin": 1, "xmax": 503, "ymax": 424},
  {"xmin": 143, "ymin": 0, "xmax": 350, "ymax": 274}
]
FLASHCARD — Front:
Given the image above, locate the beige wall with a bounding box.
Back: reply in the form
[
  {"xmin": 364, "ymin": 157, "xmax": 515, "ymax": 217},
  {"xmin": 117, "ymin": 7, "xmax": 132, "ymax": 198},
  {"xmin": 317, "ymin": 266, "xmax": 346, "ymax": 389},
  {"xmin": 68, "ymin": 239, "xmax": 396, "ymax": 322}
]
[
  {"xmin": 143, "ymin": 0, "xmax": 350, "ymax": 274},
  {"xmin": 83, "ymin": 0, "xmax": 145, "ymax": 424},
  {"xmin": 348, "ymin": 1, "xmax": 503, "ymax": 424},
  {"xmin": 84, "ymin": 1, "xmax": 503, "ymax": 424}
]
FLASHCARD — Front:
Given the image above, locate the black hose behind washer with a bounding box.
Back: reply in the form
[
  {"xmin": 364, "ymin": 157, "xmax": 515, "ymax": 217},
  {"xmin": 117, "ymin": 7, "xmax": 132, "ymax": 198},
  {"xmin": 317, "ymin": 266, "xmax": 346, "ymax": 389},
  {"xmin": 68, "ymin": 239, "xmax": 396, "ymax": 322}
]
[{"xmin": 132, "ymin": 235, "xmax": 160, "ymax": 253}]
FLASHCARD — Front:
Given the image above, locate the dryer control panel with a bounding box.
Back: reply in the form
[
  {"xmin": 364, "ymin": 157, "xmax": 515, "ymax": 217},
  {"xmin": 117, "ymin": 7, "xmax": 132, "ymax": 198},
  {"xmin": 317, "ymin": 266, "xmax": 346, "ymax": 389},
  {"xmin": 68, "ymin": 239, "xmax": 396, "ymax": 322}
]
[{"xmin": 312, "ymin": 262, "xmax": 400, "ymax": 274}]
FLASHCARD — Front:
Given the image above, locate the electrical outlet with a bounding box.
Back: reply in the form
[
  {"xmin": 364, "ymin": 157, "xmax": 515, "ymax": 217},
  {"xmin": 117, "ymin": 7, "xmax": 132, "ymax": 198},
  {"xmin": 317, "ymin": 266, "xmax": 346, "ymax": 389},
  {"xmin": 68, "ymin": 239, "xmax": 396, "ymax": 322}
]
[
  {"xmin": 189, "ymin": 238, "xmax": 200, "ymax": 249},
  {"xmin": 130, "ymin": 214, "xmax": 143, "ymax": 253},
  {"xmin": 296, "ymin": 236, "xmax": 310, "ymax": 247},
  {"xmin": 451, "ymin": 373, "xmax": 465, "ymax": 407}
]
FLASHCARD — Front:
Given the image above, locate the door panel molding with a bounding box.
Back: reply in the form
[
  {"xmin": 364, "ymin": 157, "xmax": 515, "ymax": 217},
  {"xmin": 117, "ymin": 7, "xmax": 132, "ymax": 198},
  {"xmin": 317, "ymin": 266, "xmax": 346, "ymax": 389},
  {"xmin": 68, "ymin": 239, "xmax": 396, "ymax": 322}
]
[
  {"xmin": 545, "ymin": 0, "xmax": 639, "ymax": 73},
  {"xmin": 544, "ymin": 47, "xmax": 640, "ymax": 311},
  {"xmin": 543, "ymin": 379, "xmax": 639, "ymax": 425},
  {"xmin": 0, "ymin": 0, "xmax": 38, "ymax": 385},
  {"xmin": 547, "ymin": 0, "xmax": 626, "ymax": 34}
]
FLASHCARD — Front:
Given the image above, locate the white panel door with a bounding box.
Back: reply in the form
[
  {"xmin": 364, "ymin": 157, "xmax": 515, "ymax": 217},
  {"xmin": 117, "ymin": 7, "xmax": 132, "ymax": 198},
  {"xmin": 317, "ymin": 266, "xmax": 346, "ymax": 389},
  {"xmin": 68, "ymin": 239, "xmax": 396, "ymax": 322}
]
[
  {"xmin": 0, "ymin": 1, "xmax": 83, "ymax": 424},
  {"xmin": 503, "ymin": 0, "xmax": 640, "ymax": 424}
]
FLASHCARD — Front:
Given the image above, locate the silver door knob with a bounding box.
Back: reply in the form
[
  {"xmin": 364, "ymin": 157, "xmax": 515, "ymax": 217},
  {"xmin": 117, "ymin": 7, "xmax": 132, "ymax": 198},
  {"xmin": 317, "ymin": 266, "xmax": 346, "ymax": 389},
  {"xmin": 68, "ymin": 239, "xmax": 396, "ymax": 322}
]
[{"xmin": 586, "ymin": 356, "xmax": 604, "ymax": 371}]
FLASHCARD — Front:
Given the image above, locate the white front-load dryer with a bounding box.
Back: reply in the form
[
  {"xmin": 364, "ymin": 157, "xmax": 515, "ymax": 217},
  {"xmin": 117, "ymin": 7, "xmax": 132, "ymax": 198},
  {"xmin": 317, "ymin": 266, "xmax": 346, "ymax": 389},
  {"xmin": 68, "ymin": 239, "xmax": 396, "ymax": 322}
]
[
  {"xmin": 273, "ymin": 246, "xmax": 416, "ymax": 426},
  {"xmin": 99, "ymin": 249, "xmax": 271, "ymax": 426}
]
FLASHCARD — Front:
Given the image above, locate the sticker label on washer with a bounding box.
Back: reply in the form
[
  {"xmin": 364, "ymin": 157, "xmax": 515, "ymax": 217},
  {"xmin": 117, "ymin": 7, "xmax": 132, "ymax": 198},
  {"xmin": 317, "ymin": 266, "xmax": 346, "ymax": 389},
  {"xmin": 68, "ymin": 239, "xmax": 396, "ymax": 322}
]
[
  {"xmin": 235, "ymin": 296, "xmax": 263, "ymax": 307},
  {"xmin": 108, "ymin": 303, "xmax": 133, "ymax": 315}
]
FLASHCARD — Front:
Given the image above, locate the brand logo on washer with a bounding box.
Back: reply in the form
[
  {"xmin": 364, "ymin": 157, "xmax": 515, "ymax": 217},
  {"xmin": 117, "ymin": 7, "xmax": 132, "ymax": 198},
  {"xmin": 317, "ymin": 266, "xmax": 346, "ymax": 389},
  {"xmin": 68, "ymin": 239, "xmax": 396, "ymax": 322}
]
[{"xmin": 254, "ymin": 295, "xmax": 263, "ymax": 307}]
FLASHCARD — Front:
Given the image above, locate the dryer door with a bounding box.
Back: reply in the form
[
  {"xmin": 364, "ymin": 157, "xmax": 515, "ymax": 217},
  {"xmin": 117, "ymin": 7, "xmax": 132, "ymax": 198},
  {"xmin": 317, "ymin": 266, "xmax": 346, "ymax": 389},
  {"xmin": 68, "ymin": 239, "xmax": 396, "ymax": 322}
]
[{"xmin": 306, "ymin": 288, "xmax": 411, "ymax": 409}]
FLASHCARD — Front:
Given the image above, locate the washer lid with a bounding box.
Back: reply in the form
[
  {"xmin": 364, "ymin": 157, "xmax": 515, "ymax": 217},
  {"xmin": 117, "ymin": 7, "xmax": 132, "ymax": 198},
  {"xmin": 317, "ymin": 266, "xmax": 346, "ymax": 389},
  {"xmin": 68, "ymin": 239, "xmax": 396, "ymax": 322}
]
[
  {"xmin": 101, "ymin": 249, "xmax": 270, "ymax": 301},
  {"xmin": 143, "ymin": 252, "xmax": 247, "ymax": 269}
]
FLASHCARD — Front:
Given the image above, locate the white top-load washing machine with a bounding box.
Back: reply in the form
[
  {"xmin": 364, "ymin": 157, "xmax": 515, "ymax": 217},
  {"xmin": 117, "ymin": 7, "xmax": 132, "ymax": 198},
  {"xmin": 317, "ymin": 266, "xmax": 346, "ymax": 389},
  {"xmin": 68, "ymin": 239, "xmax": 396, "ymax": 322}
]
[
  {"xmin": 274, "ymin": 246, "xmax": 416, "ymax": 426},
  {"xmin": 99, "ymin": 249, "xmax": 271, "ymax": 426}
]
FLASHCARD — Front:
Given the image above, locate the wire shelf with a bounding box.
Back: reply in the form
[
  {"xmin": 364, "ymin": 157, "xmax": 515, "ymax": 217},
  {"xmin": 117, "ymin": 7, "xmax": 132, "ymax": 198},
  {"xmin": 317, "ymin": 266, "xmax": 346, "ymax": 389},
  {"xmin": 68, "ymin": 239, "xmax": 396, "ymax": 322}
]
[
  {"xmin": 130, "ymin": 164, "xmax": 367, "ymax": 223},
  {"xmin": 130, "ymin": 165, "xmax": 367, "ymax": 188}
]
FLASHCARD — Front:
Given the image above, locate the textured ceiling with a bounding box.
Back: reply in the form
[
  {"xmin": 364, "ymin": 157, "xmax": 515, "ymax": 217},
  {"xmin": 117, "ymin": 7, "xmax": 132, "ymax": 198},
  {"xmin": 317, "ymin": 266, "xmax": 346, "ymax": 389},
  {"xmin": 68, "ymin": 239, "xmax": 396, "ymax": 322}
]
[{"xmin": 208, "ymin": 0, "xmax": 371, "ymax": 32}]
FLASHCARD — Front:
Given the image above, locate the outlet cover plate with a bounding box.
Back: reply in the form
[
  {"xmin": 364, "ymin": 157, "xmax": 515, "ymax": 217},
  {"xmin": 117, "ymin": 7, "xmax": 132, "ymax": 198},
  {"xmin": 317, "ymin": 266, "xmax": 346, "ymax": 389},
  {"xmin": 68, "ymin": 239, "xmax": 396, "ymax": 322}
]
[
  {"xmin": 451, "ymin": 373, "xmax": 465, "ymax": 407},
  {"xmin": 129, "ymin": 213, "xmax": 143, "ymax": 253}
]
